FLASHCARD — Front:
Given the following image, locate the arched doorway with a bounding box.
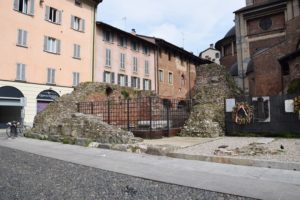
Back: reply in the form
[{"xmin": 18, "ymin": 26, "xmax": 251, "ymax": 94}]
[
  {"xmin": 0, "ymin": 86, "xmax": 25, "ymax": 128},
  {"xmin": 36, "ymin": 90, "xmax": 60, "ymax": 113}
]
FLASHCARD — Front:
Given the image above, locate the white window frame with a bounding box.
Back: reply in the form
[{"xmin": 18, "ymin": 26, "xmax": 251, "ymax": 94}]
[
  {"xmin": 143, "ymin": 79, "xmax": 151, "ymax": 91},
  {"xmin": 72, "ymin": 72, "xmax": 80, "ymax": 86},
  {"xmin": 131, "ymin": 76, "xmax": 140, "ymax": 89},
  {"xmin": 47, "ymin": 68, "xmax": 56, "ymax": 84},
  {"xmin": 16, "ymin": 63, "xmax": 26, "ymax": 81},
  {"xmin": 103, "ymin": 71, "xmax": 115, "ymax": 84},
  {"xmin": 118, "ymin": 74, "xmax": 127, "ymax": 87},
  {"xmin": 17, "ymin": 29, "xmax": 27, "ymax": 47}
]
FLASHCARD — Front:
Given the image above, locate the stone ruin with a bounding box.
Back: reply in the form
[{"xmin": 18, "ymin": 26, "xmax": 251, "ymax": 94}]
[
  {"xmin": 30, "ymin": 82, "xmax": 154, "ymax": 144},
  {"xmin": 179, "ymin": 63, "xmax": 241, "ymax": 138}
]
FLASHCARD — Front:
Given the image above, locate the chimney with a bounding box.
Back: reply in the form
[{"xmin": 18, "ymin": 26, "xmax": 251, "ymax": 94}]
[
  {"xmin": 131, "ymin": 28, "xmax": 136, "ymax": 35},
  {"xmin": 210, "ymin": 44, "xmax": 214, "ymax": 48}
]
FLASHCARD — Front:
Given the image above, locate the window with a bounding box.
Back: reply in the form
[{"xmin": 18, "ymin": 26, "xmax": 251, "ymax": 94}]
[
  {"xmin": 118, "ymin": 35, "xmax": 127, "ymax": 47},
  {"xmin": 45, "ymin": 6, "xmax": 62, "ymax": 24},
  {"xmin": 44, "ymin": 36, "xmax": 61, "ymax": 54},
  {"xmin": 131, "ymin": 77, "xmax": 140, "ymax": 89},
  {"xmin": 168, "ymin": 72, "xmax": 173, "ymax": 84},
  {"xmin": 47, "ymin": 68, "xmax": 56, "ymax": 84},
  {"xmin": 159, "ymin": 70, "xmax": 164, "ymax": 82},
  {"xmin": 215, "ymin": 52, "xmax": 220, "ymax": 58},
  {"xmin": 17, "ymin": 29, "xmax": 27, "ymax": 47},
  {"xmin": 75, "ymin": 0, "xmax": 82, "ymax": 6},
  {"xmin": 131, "ymin": 41, "xmax": 138, "ymax": 51},
  {"xmin": 168, "ymin": 51, "xmax": 172, "ymax": 61},
  {"xmin": 13, "ymin": 0, "xmax": 34, "ymax": 15},
  {"xmin": 181, "ymin": 74, "xmax": 185, "ymax": 87},
  {"xmin": 73, "ymin": 44, "xmax": 81, "ymax": 59},
  {"xmin": 259, "ymin": 18, "xmax": 272, "ymax": 31},
  {"xmin": 144, "ymin": 60, "xmax": 149, "ymax": 75},
  {"xmin": 142, "ymin": 45, "xmax": 149, "ymax": 55},
  {"xmin": 105, "ymin": 49, "xmax": 111, "ymax": 67},
  {"xmin": 103, "ymin": 30, "xmax": 113, "ymax": 43},
  {"xmin": 73, "ymin": 72, "xmax": 80, "ymax": 86},
  {"xmin": 118, "ymin": 74, "xmax": 128, "ymax": 87},
  {"xmin": 71, "ymin": 15, "xmax": 85, "ymax": 32},
  {"xmin": 103, "ymin": 71, "xmax": 115, "ymax": 84},
  {"xmin": 16, "ymin": 63, "xmax": 25, "ymax": 81},
  {"xmin": 143, "ymin": 79, "xmax": 151, "ymax": 91},
  {"xmin": 133, "ymin": 57, "xmax": 138, "ymax": 73},
  {"xmin": 120, "ymin": 53, "xmax": 125, "ymax": 69}
]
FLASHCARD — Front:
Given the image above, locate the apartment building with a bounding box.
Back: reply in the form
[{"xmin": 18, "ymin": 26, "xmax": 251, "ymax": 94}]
[
  {"xmin": 0, "ymin": 0, "xmax": 102, "ymax": 127},
  {"xmin": 138, "ymin": 36, "xmax": 210, "ymax": 100},
  {"xmin": 95, "ymin": 22, "xmax": 156, "ymax": 91}
]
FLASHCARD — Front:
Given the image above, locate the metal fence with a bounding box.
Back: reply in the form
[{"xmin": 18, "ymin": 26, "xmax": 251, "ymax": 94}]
[
  {"xmin": 225, "ymin": 93, "xmax": 300, "ymax": 136},
  {"xmin": 77, "ymin": 97, "xmax": 192, "ymax": 138}
]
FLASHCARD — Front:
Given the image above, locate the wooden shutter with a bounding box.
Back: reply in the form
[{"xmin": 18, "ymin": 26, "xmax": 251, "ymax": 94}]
[
  {"xmin": 13, "ymin": 0, "xmax": 19, "ymax": 11},
  {"xmin": 73, "ymin": 72, "xmax": 76, "ymax": 86},
  {"xmin": 71, "ymin": 15, "xmax": 75, "ymax": 29},
  {"xmin": 56, "ymin": 39, "xmax": 61, "ymax": 54},
  {"xmin": 131, "ymin": 77, "xmax": 134, "ymax": 87},
  {"xmin": 29, "ymin": 0, "xmax": 34, "ymax": 15},
  {"xmin": 103, "ymin": 72, "xmax": 106, "ymax": 82},
  {"xmin": 47, "ymin": 68, "xmax": 51, "ymax": 83},
  {"xmin": 117, "ymin": 74, "xmax": 120, "ymax": 85},
  {"xmin": 23, "ymin": 30, "xmax": 27, "ymax": 46},
  {"xmin": 149, "ymin": 80, "xmax": 152, "ymax": 90},
  {"xmin": 125, "ymin": 75, "xmax": 128, "ymax": 87},
  {"xmin": 111, "ymin": 72, "xmax": 115, "ymax": 84},
  {"xmin": 45, "ymin": 6, "xmax": 50, "ymax": 20},
  {"xmin": 52, "ymin": 69, "xmax": 55, "ymax": 84},
  {"xmin": 81, "ymin": 19, "xmax": 85, "ymax": 32},
  {"xmin": 21, "ymin": 64, "xmax": 25, "ymax": 80},
  {"xmin": 77, "ymin": 45, "xmax": 80, "ymax": 58},
  {"xmin": 57, "ymin": 10, "xmax": 62, "ymax": 24},
  {"xmin": 17, "ymin": 29, "xmax": 22, "ymax": 45},
  {"xmin": 44, "ymin": 36, "xmax": 48, "ymax": 51},
  {"xmin": 16, "ymin": 64, "xmax": 20, "ymax": 80},
  {"xmin": 138, "ymin": 78, "xmax": 140, "ymax": 89}
]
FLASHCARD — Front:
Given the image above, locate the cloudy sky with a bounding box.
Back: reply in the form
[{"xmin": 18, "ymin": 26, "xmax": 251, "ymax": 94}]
[{"xmin": 97, "ymin": 0, "xmax": 245, "ymax": 55}]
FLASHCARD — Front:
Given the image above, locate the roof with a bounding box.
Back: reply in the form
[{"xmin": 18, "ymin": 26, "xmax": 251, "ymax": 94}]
[
  {"xmin": 215, "ymin": 26, "xmax": 236, "ymax": 50},
  {"xmin": 96, "ymin": 22, "xmax": 156, "ymax": 47},
  {"xmin": 234, "ymin": 0, "xmax": 286, "ymax": 13},
  {"xmin": 225, "ymin": 26, "xmax": 236, "ymax": 38},
  {"xmin": 230, "ymin": 62, "xmax": 238, "ymax": 77},
  {"xmin": 246, "ymin": 60, "xmax": 254, "ymax": 75},
  {"xmin": 138, "ymin": 35, "xmax": 211, "ymax": 65}
]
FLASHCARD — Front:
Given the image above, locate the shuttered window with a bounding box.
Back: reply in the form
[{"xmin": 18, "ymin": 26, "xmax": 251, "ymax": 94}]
[
  {"xmin": 45, "ymin": 6, "xmax": 62, "ymax": 24},
  {"xmin": 105, "ymin": 49, "xmax": 111, "ymax": 67},
  {"xmin": 143, "ymin": 79, "xmax": 151, "ymax": 91},
  {"xmin": 44, "ymin": 36, "xmax": 61, "ymax": 54},
  {"xmin": 131, "ymin": 77, "xmax": 140, "ymax": 89},
  {"xmin": 13, "ymin": 0, "xmax": 34, "ymax": 15},
  {"xmin": 118, "ymin": 74, "xmax": 128, "ymax": 87},
  {"xmin": 73, "ymin": 44, "xmax": 81, "ymax": 59},
  {"xmin": 16, "ymin": 63, "xmax": 26, "ymax": 81},
  {"xmin": 17, "ymin": 29, "xmax": 27, "ymax": 47},
  {"xmin": 47, "ymin": 68, "xmax": 56, "ymax": 84},
  {"xmin": 133, "ymin": 57, "xmax": 138, "ymax": 73},
  {"xmin": 71, "ymin": 15, "xmax": 85, "ymax": 32},
  {"xmin": 120, "ymin": 53, "xmax": 125, "ymax": 69},
  {"xmin": 103, "ymin": 71, "xmax": 115, "ymax": 84},
  {"xmin": 144, "ymin": 60, "xmax": 149, "ymax": 75},
  {"xmin": 72, "ymin": 72, "xmax": 80, "ymax": 86}
]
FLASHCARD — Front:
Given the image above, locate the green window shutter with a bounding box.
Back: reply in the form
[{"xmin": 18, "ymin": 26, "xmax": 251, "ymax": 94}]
[
  {"xmin": 45, "ymin": 6, "xmax": 50, "ymax": 20},
  {"xmin": 73, "ymin": 72, "xmax": 76, "ymax": 86},
  {"xmin": 57, "ymin": 10, "xmax": 62, "ymax": 24},
  {"xmin": 71, "ymin": 15, "xmax": 74, "ymax": 29},
  {"xmin": 103, "ymin": 72, "xmax": 106, "ymax": 82},
  {"xmin": 52, "ymin": 69, "xmax": 56, "ymax": 84},
  {"xmin": 125, "ymin": 75, "xmax": 128, "ymax": 87},
  {"xmin": 47, "ymin": 68, "xmax": 51, "ymax": 83},
  {"xmin": 149, "ymin": 80, "xmax": 152, "ymax": 90},
  {"xmin": 111, "ymin": 72, "xmax": 115, "ymax": 84},
  {"xmin": 22, "ymin": 64, "xmax": 26, "ymax": 81},
  {"xmin": 138, "ymin": 78, "xmax": 140, "ymax": 89},
  {"xmin": 16, "ymin": 63, "xmax": 20, "ymax": 80}
]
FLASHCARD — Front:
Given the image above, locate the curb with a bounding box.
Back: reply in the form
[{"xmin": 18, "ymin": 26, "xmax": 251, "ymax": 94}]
[{"xmin": 166, "ymin": 152, "xmax": 300, "ymax": 171}]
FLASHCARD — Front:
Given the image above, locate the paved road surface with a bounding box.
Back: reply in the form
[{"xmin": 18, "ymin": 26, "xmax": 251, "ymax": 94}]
[{"xmin": 1, "ymin": 137, "xmax": 300, "ymax": 200}]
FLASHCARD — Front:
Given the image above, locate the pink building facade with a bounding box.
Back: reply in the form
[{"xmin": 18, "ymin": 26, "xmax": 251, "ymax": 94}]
[
  {"xmin": 95, "ymin": 22, "xmax": 156, "ymax": 91},
  {"xmin": 0, "ymin": 0, "xmax": 102, "ymax": 127}
]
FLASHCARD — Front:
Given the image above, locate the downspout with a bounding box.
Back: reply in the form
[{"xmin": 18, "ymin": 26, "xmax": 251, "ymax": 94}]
[
  {"xmin": 92, "ymin": 6, "xmax": 96, "ymax": 82},
  {"xmin": 156, "ymin": 46, "xmax": 160, "ymax": 95}
]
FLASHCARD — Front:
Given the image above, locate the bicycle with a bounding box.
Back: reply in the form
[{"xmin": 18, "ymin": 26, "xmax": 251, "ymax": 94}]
[{"xmin": 6, "ymin": 121, "xmax": 25, "ymax": 138}]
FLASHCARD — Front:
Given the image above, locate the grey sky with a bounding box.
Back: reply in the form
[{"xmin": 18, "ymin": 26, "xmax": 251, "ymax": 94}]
[{"xmin": 97, "ymin": 0, "xmax": 245, "ymax": 55}]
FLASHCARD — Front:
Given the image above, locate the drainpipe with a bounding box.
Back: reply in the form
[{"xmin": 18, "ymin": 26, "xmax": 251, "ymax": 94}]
[
  {"xmin": 156, "ymin": 46, "xmax": 160, "ymax": 95},
  {"xmin": 92, "ymin": 6, "xmax": 96, "ymax": 82}
]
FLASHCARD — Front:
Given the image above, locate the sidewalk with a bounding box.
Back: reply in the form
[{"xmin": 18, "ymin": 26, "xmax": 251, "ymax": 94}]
[{"xmin": 1, "ymin": 137, "xmax": 300, "ymax": 200}]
